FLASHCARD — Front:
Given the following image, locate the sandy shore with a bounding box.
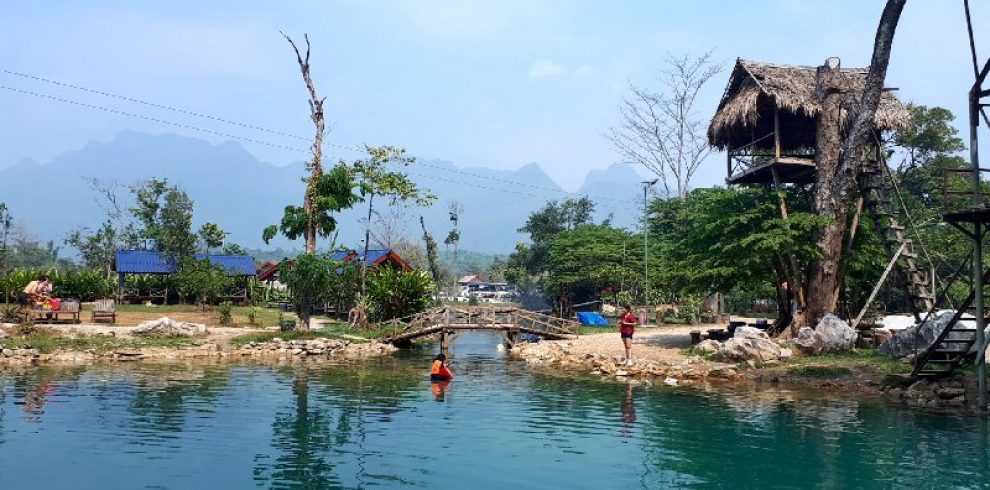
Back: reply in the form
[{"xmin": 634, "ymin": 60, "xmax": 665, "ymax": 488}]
[{"xmin": 563, "ymin": 325, "xmax": 700, "ymax": 363}]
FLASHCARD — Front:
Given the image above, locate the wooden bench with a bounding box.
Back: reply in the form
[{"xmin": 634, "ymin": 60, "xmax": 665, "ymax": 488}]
[
  {"xmin": 91, "ymin": 299, "xmax": 116, "ymax": 324},
  {"xmin": 26, "ymin": 300, "xmax": 81, "ymax": 324}
]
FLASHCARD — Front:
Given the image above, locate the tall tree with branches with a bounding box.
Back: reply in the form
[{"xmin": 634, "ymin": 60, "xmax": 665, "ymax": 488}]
[
  {"xmin": 353, "ymin": 145, "xmax": 434, "ymax": 294},
  {"xmin": 444, "ymin": 201, "xmax": 464, "ymax": 263},
  {"xmin": 283, "ymin": 32, "xmax": 326, "ymax": 255},
  {"xmin": 608, "ymin": 52, "xmax": 722, "ymax": 198},
  {"xmin": 802, "ymin": 0, "xmax": 907, "ymax": 327}
]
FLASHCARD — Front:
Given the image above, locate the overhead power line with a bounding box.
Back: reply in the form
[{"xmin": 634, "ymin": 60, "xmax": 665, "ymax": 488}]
[
  {"xmin": 0, "ymin": 71, "xmax": 642, "ymax": 207},
  {"xmin": 0, "ymin": 85, "xmax": 312, "ymax": 155}
]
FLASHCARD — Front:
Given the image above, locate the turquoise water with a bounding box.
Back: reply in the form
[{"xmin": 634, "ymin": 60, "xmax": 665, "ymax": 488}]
[{"xmin": 0, "ymin": 331, "xmax": 988, "ymax": 489}]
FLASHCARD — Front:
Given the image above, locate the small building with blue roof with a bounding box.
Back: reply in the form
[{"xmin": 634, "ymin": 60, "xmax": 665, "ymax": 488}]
[{"xmin": 113, "ymin": 249, "xmax": 257, "ymax": 304}]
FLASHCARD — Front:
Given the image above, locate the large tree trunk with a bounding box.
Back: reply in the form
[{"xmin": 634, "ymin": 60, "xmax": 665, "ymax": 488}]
[
  {"xmin": 802, "ymin": 0, "xmax": 907, "ymax": 328},
  {"xmin": 805, "ymin": 57, "xmax": 849, "ymax": 325},
  {"xmin": 283, "ymin": 33, "xmax": 326, "ymax": 255}
]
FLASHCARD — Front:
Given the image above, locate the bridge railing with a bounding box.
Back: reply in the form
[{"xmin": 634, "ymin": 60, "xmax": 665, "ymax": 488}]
[{"xmin": 370, "ymin": 305, "xmax": 581, "ymax": 341}]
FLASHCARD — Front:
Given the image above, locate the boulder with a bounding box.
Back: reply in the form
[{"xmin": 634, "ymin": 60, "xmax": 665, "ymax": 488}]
[
  {"xmin": 734, "ymin": 326, "xmax": 769, "ymax": 340},
  {"xmin": 716, "ymin": 335, "xmax": 783, "ymax": 363},
  {"xmin": 793, "ymin": 315, "xmax": 856, "ymax": 355},
  {"xmin": 132, "ymin": 317, "xmax": 208, "ymax": 337},
  {"xmin": 694, "ymin": 339, "xmax": 721, "ymax": 354},
  {"xmin": 878, "ymin": 311, "xmax": 958, "ymax": 359},
  {"xmin": 793, "ymin": 327, "xmax": 825, "ymax": 355}
]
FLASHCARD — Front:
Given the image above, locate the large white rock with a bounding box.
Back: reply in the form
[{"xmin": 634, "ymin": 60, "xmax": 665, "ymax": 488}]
[
  {"xmin": 694, "ymin": 339, "xmax": 721, "ymax": 354},
  {"xmin": 716, "ymin": 335, "xmax": 783, "ymax": 363},
  {"xmin": 132, "ymin": 317, "xmax": 208, "ymax": 337},
  {"xmin": 877, "ymin": 311, "xmax": 984, "ymax": 359},
  {"xmin": 793, "ymin": 315, "xmax": 856, "ymax": 355},
  {"xmin": 734, "ymin": 326, "xmax": 769, "ymax": 340}
]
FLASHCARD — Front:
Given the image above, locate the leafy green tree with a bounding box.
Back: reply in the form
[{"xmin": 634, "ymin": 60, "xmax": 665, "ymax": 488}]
[
  {"xmin": 174, "ymin": 258, "xmax": 232, "ymax": 307},
  {"xmin": 444, "ymin": 202, "xmax": 463, "ymax": 262},
  {"xmin": 543, "ymin": 224, "xmax": 639, "ymax": 312},
  {"xmin": 263, "ymin": 163, "xmax": 361, "ymax": 253},
  {"xmin": 352, "ymin": 145, "xmax": 434, "ymax": 293},
  {"xmin": 198, "ymin": 222, "xmax": 226, "ymax": 256},
  {"xmin": 130, "ymin": 179, "xmax": 196, "ymax": 260},
  {"xmin": 651, "ymin": 187, "xmax": 823, "ymax": 295},
  {"xmin": 221, "ymin": 242, "xmax": 248, "ymax": 255},
  {"xmin": 419, "ymin": 216, "xmax": 443, "ymax": 291},
  {"xmin": 66, "ymin": 221, "xmax": 118, "ymax": 278},
  {"xmin": 513, "ymin": 197, "xmax": 597, "ymax": 275},
  {"xmin": 279, "ymin": 253, "xmax": 340, "ymax": 329}
]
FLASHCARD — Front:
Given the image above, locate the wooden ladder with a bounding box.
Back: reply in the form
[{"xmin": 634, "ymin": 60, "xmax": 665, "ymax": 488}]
[{"xmin": 859, "ymin": 162, "xmax": 934, "ymax": 319}]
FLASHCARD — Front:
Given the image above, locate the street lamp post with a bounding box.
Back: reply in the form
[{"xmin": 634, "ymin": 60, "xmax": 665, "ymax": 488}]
[{"xmin": 642, "ymin": 179, "xmax": 658, "ymax": 324}]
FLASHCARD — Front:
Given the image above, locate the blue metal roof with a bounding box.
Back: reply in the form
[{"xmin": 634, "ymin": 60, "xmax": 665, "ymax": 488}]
[
  {"xmin": 362, "ymin": 249, "xmax": 390, "ymax": 265},
  {"xmin": 329, "ymin": 250, "xmax": 353, "ymax": 261},
  {"xmin": 197, "ymin": 254, "xmax": 256, "ymax": 276},
  {"xmin": 114, "ymin": 250, "xmax": 255, "ymax": 276},
  {"xmin": 114, "ymin": 249, "xmax": 175, "ymax": 274}
]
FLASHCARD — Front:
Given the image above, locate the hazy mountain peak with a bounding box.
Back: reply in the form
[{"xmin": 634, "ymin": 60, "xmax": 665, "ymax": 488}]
[{"xmin": 0, "ymin": 131, "xmax": 641, "ymax": 253}]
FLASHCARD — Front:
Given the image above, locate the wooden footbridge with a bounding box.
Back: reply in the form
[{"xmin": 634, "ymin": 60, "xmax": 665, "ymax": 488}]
[{"xmin": 372, "ymin": 306, "xmax": 580, "ymax": 347}]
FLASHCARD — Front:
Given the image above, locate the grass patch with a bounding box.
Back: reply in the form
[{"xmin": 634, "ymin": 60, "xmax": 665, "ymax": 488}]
[
  {"xmin": 116, "ymin": 304, "xmax": 288, "ymax": 327},
  {"xmin": 579, "ymin": 325, "xmax": 613, "ymax": 335},
  {"xmin": 317, "ymin": 321, "xmax": 379, "ymax": 340},
  {"xmin": 786, "ymin": 365, "xmax": 854, "ymax": 378},
  {"xmin": 783, "ymin": 349, "xmax": 911, "ymax": 376}
]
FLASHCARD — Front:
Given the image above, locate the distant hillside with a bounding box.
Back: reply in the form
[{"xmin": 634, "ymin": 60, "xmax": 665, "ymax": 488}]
[{"xmin": 0, "ymin": 131, "xmax": 644, "ymax": 254}]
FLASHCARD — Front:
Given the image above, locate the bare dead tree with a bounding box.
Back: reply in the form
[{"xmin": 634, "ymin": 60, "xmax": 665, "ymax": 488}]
[
  {"xmin": 802, "ymin": 0, "xmax": 907, "ymax": 327},
  {"xmin": 282, "ymin": 32, "xmax": 326, "ymax": 255},
  {"xmin": 608, "ymin": 52, "xmax": 722, "ymax": 198},
  {"xmin": 369, "ymin": 204, "xmax": 409, "ymax": 249}
]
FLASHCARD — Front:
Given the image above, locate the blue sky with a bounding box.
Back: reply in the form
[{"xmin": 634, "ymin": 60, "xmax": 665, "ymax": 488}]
[{"xmin": 1, "ymin": 0, "xmax": 986, "ymax": 191}]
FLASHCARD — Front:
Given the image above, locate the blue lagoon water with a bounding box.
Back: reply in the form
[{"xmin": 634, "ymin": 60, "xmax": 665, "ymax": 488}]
[{"xmin": 0, "ymin": 331, "xmax": 988, "ymax": 489}]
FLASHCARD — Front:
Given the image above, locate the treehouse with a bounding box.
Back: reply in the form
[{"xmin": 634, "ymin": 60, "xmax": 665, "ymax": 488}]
[{"xmin": 709, "ymin": 59, "xmax": 910, "ymax": 186}]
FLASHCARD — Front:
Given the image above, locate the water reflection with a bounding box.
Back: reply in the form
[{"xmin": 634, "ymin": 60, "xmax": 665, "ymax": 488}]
[
  {"xmin": 0, "ymin": 345, "xmax": 987, "ymax": 489},
  {"xmin": 620, "ymin": 382, "xmax": 637, "ymax": 436},
  {"xmin": 432, "ymin": 380, "xmax": 451, "ymax": 402}
]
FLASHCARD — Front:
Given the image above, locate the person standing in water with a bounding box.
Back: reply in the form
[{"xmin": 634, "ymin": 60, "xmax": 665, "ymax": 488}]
[
  {"xmin": 430, "ymin": 353, "xmax": 453, "ymax": 381},
  {"xmin": 619, "ymin": 304, "xmax": 637, "ymax": 365}
]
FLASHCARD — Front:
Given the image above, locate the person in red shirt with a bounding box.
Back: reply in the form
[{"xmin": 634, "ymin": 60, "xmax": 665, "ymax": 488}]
[{"xmin": 619, "ymin": 304, "xmax": 637, "ymax": 365}]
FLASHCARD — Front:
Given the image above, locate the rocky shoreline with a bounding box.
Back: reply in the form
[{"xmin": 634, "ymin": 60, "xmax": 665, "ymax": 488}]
[
  {"xmin": 0, "ymin": 336, "xmax": 397, "ymax": 365},
  {"xmin": 510, "ymin": 338, "xmax": 987, "ymax": 411},
  {"xmin": 510, "ymin": 341, "xmax": 743, "ymax": 384}
]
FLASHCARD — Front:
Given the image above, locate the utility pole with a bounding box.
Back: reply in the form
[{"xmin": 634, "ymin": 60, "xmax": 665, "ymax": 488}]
[
  {"xmin": 642, "ymin": 179, "xmax": 658, "ymax": 324},
  {"xmin": 970, "ymin": 70, "xmax": 986, "ymax": 411}
]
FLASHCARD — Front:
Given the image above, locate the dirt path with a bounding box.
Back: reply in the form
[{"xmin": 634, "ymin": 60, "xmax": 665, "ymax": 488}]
[{"xmin": 564, "ymin": 325, "xmax": 704, "ymax": 363}]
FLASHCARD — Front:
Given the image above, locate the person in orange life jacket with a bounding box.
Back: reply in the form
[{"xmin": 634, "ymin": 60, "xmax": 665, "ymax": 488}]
[
  {"xmin": 619, "ymin": 304, "xmax": 637, "ymax": 365},
  {"xmin": 430, "ymin": 353, "xmax": 453, "ymax": 381}
]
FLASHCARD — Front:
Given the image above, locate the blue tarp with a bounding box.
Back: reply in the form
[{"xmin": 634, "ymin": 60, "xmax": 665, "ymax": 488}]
[{"xmin": 576, "ymin": 311, "xmax": 609, "ymax": 326}]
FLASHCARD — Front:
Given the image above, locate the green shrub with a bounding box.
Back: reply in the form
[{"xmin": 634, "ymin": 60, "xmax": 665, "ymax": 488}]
[
  {"xmin": 0, "ymin": 268, "xmax": 115, "ymax": 301},
  {"xmin": 365, "ymin": 268, "xmax": 435, "ymax": 321},
  {"xmin": 218, "ymin": 301, "xmax": 233, "ymax": 326},
  {"xmin": 174, "ymin": 259, "xmax": 232, "ymax": 306},
  {"xmin": 280, "ymin": 254, "xmax": 343, "ymax": 329},
  {"xmin": 247, "ymin": 307, "xmax": 258, "ymax": 326}
]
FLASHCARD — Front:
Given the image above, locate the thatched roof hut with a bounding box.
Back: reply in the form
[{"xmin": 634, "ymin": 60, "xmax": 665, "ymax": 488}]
[{"xmin": 709, "ymin": 59, "xmax": 911, "ymax": 152}]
